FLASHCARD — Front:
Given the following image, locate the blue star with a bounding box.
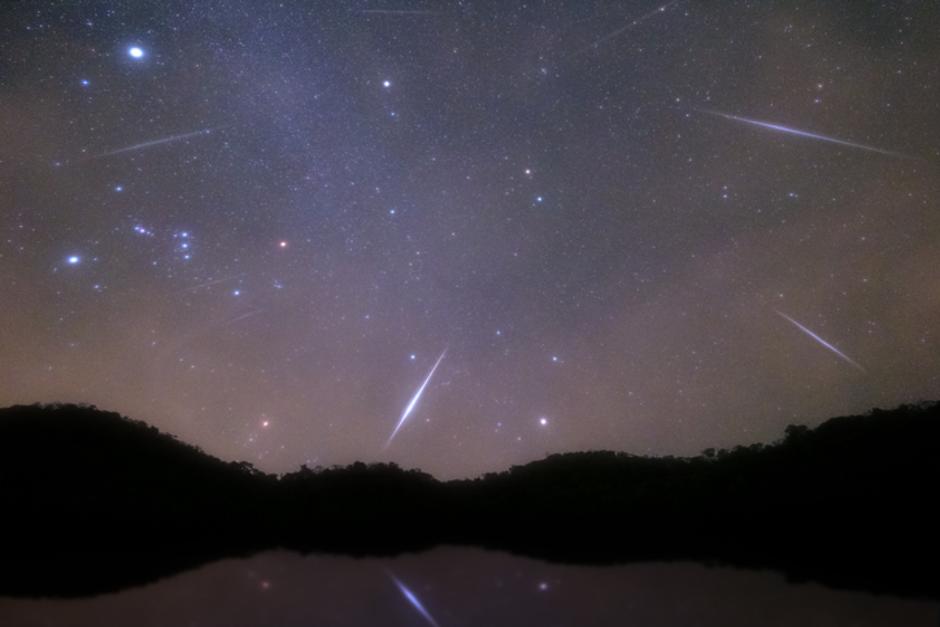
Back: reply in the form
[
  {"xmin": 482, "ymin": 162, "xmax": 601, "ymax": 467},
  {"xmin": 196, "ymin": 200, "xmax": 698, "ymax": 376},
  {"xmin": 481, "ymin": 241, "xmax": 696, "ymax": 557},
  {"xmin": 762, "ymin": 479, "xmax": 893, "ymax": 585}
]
[
  {"xmin": 66, "ymin": 255, "xmax": 81, "ymax": 266},
  {"xmin": 128, "ymin": 46, "xmax": 145, "ymax": 59}
]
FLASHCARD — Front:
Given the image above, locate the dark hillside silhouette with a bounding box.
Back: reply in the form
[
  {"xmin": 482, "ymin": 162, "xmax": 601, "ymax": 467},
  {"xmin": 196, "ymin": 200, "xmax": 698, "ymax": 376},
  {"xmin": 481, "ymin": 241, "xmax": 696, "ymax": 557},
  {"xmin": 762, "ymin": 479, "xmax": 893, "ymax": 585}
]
[{"xmin": 1, "ymin": 402, "xmax": 938, "ymax": 598}]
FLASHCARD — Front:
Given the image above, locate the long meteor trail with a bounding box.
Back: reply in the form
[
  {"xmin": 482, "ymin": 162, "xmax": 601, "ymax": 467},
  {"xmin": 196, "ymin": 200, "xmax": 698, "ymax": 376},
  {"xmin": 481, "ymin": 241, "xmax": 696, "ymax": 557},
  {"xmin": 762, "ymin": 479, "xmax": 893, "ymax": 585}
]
[
  {"xmin": 96, "ymin": 128, "xmax": 216, "ymax": 158},
  {"xmin": 385, "ymin": 348, "xmax": 447, "ymax": 448},
  {"xmin": 776, "ymin": 311, "xmax": 866, "ymax": 373},
  {"xmin": 700, "ymin": 110, "xmax": 906, "ymax": 158},
  {"xmin": 388, "ymin": 573, "xmax": 441, "ymax": 627}
]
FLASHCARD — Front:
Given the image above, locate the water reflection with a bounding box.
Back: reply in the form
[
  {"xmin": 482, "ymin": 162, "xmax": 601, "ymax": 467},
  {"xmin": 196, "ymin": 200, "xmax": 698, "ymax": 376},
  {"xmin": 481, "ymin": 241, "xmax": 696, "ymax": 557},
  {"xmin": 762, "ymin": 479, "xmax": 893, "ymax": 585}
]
[{"xmin": 1, "ymin": 547, "xmax": 936, "ymax": 626}]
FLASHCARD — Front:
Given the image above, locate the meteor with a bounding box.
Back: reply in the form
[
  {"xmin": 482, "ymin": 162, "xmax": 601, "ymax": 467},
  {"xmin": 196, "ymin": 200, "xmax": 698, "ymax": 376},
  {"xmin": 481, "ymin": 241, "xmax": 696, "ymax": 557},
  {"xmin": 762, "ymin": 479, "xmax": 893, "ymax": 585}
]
[
  {"xmin": 181, "ymin": 273, "xmax": 247, "ymax": 292},
  {"xmin": 776, "ymin": 311, "xmax": 866, "ymax": 373},
  {"xmin": 96, "ymin": 128, "xmax": 216, "ymax": 158},
  {"xmin": 385, "ymin": 348, "xmax": 447, "ymax": 448},
  {"xmin": 571, "ymin": 0, "xmax": 682, "ymax": 58},
  {"xmin": 388, "ymin": 573, "xmax": 441, "ymax": 627},
  {"xmin": 223, "ymin": 309, "xmax": 264, "ymax": 326},
  {"xmin": 357, "ymin": 9, "xmax": 439, "ymax": 15},
  {"xmin": 700, "ymin": 110, "xmax": 906, "ymax": 158}
]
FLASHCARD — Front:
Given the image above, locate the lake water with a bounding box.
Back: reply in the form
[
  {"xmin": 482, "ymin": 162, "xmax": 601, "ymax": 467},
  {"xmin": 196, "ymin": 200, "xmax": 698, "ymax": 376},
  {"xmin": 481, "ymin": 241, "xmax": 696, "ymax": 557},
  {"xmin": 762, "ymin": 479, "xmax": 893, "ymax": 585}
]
[{"xmin": 1, "ymin": 547, "xmax": 936, "ymax": 626}]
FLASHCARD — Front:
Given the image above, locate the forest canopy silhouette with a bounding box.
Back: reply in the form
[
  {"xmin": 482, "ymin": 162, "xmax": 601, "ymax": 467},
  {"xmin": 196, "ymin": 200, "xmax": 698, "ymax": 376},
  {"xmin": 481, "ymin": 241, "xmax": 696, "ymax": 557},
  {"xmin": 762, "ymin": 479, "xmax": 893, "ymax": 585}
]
[{"xmin": 0, "ymin": 401, "xmax": 938, "ymax": 599}]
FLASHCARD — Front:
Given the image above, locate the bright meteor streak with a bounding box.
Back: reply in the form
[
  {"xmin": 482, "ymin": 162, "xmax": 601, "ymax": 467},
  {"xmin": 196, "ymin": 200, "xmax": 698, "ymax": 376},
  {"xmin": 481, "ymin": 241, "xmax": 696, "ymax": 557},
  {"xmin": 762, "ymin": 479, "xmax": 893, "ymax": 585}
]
[
  {"xmin": 699, "ymin": 110, "xmax": 906, "ymax": 158},
  {"xmin": 385, "ymin": 348, "xmax": 447, "ymax": 448},
  {"xmin": 776, "ymin": 311, "xmax": 866, "ymax": 373},
  {"xmin": 388, "ymin": 573, "xmax": 441, "ymax": 627},
  {"xmin": 96, "ymin": 128, "xmax": 216, "ymax": 158}
]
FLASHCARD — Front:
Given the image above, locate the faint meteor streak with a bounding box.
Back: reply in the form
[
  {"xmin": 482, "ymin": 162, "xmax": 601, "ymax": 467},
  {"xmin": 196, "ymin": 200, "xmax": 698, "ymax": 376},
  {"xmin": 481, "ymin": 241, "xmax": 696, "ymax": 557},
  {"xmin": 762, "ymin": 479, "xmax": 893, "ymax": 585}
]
[
  {"xmin": 182, "ymin": 273, "xmax": 246, "ymax": 292},
  {"xmin": 96, "ymin": 128, "xmax": 216, "ymax": 158},
  {"xmin": 388, "ymin": 573, "xmax": 441, "ymax": 627},
  {"xmin": 572, "ymin": 0, "xmax": 682, "ymax": 57},
  {"xmin": 776, "ymin": 311, "xmax": 866, "ymax": 372},
  {"xmin": 357, "ymin": 8, "xmax": 439, "ymax": 15},
  {"xmin": 700, "ymin": 110, "xmax": 906, "ymax": 158},
  {"xmin": 385, "ymin": 348, "xmax": 447, "ymax": 448},
  {"xmin": 223, "ymin": 309, "xmax": 264, "ymax": 326}
]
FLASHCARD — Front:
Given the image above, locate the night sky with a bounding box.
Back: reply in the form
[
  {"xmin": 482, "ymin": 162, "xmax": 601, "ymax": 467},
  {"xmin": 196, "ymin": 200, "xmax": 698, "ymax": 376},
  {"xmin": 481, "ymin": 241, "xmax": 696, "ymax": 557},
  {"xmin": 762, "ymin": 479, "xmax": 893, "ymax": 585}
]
[{"xmin": 3, "ymin": 1, "xmax": 940, "ymax": 479}]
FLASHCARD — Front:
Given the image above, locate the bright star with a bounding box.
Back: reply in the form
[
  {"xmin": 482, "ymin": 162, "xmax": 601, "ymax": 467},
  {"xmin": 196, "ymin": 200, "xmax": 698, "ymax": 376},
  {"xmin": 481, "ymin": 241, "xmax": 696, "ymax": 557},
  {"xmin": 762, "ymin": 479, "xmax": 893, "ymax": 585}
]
[
  {"xmin": 66, "ymin": 255, "xmax": 81, "ymax": 266},
  {"xmin": 539, "ymin": 417, "xmax": 549, "ymax": 426},
  {"xmin": 80, "ymin": 79, "xmax": 90, "ymax": 87},
  {"xmin": 383, "ymin": 79, "xmax": 392, "ymax": 88},
  {"xmin": 128, "ymin": 46, "xmax": 145, "ymax": 59}
]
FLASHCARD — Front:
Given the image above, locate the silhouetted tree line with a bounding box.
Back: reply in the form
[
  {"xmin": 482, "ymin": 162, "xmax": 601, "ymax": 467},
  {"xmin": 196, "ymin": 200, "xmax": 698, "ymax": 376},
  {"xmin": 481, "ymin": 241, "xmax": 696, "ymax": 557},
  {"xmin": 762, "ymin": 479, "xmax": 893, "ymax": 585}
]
[{"xmin": 0, "ymin": 401, "xmax": 938, "ymax": 598}]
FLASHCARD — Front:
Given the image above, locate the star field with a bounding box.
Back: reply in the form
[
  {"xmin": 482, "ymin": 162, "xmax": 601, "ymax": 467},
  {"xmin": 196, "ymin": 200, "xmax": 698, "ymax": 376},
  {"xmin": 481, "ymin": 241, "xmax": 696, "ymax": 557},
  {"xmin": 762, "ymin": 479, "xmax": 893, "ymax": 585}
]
[{"xmin": 2, "ymin": 1, "xmax": 940, "ymax": 478}]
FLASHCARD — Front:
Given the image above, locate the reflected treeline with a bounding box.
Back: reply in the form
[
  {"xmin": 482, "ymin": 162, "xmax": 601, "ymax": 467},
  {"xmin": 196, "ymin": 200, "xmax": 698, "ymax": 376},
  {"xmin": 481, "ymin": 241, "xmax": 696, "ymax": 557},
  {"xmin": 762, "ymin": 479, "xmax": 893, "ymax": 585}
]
[{"xmin": 1, "ymin": 402, "xmax": 938, "ymax": 598}]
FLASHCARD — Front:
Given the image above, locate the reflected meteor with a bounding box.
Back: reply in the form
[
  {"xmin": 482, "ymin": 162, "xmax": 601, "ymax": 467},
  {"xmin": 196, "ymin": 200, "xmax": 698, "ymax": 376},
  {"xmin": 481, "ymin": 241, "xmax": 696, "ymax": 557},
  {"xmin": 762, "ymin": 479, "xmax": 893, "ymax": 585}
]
[
  {"xmin": 96, "ymin": 128, "xmax": 215, "ymax": 158},
  {"xmin": 699, "ymin": 110, "xmax": 906, "ymax": 158},
  {"xmin": 388, "ymin": 573, "xmax": 441, "ymax": 627},
  {"xmin": 385, "ymin": 348, "xmax": 447, "ymax": 448},
  {"xmin": 777, "ymin": 311, "xmax": 866, "ymax": 372}
]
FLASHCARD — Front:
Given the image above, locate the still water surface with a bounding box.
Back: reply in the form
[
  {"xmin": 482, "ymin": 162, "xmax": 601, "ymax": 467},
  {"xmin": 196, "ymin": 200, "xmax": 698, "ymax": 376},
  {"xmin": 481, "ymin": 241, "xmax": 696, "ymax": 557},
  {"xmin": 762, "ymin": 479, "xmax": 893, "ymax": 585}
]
[{"xmin": 1, "ymin": 547, "xmax": 937, "ymax": 626}]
